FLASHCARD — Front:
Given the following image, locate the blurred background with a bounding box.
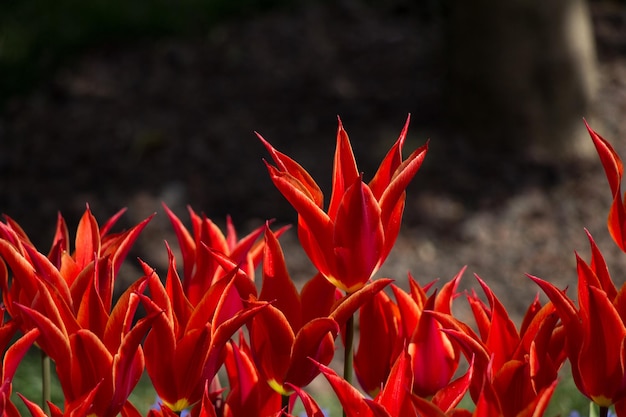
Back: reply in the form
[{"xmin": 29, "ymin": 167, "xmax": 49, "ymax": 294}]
[{"xmin": 2, "ymin": 0, "xmax": 626, "ymax": 320}]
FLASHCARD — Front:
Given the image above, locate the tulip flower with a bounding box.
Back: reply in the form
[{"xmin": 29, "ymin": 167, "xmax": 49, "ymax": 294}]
[
  {"xmin": 141, "ymin": 247, "xmax": 269, "ymax": 413},
  {"xmin": 259, "ymin": 116, "xmax": 427, "ymax": 293},
  {"xmin": 353, "ymin": 269, "xmax": 465, "ymax": 401},
  {"xmin": 530, "ymin": 231, "xmax": 626, "ymax": 415},
  {"xmin": 312, "ymin": 348, "xmax": 467, "ymax": 417},
  {"xmin": 247, "ymin": 225, "xmax": 340, "ymax": 395},
  {"xmin": 0, "ymin": 207, "xmax": 153, "ymax": 340},
  {"xmin": 246, "ymin": 224, "xmax": 396, "ymax": 397},
  {"xmin": 14, "ymin": 286, "xmax": 159, "ymax": 417},
  {"xmin": 405, "ymin": 270, "xmax": 464, "ymax": 401},
  {"xmin": 428, "ymin": 273, "xmax": 565, "ymax": 415},
  {"xmin": 162, "ymin": 203, "xmax": 288, "ymax": 305},
  {"xmin": 587, "ymin": 121, "xmax": 626, "ymax": 252},
  {"xmin": 2, "ymin": 206, "xmax": 151, "ymax": 286},
  {"xmin": 353, "ymin": 288, "xmax": 402, "ymax": 396},
  {"xmin": 471, "ymin": 359, "xmax": 558, "ymax": 417},
  {"xmin": 284, "ymin": 383, "xmax": 327, "ymax": 417},
  {"xmin": 221, "ymin": 335, "xmax": 282, "ymax": 416}
]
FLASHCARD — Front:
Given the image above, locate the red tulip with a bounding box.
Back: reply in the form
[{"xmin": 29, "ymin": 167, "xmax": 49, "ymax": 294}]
[
  {"xmin": 141, "ymin": 249, "xmax": 268, "ymax": 412},
  {"xmin": 0, "ymin": 207, "xmax": 152, "ymax": 341},
  {"xmin": 352, "ymin": 269, "xmax": 465, "ymax": 402},
  {"xmin": 429, "ymin": 274, "xmax": 564, "ymax": 415},
  {"xmin": 162, "ymin": 203, "xmax": 288, "ymax": 305},
  {"xmin": 15, "ymin": 288, "xmax": 159, "ymax": 417},
  {"xmin": 314, "ymin": 348, "xmax": 419, "ymax": 417},
  {"xmin": 259, "ymin": 116, "xmax": 427, "ymax": 293},
  {"xmin": 353, "ymin": 288, "xmax": 402, "ymax": 396},
  {"xmin": 530, "ymin": 231, "xmax": 626, "ymax": 410},
  {"xmin": 586, "ymin": 121, "xmax": 626, "ymax": 252},
  {"xmin": 248, "ymin": 225, "xmax": 340, "ymax": 395},
  {"xmin": 406, "ymin": 270, "xmax": 464, "ymax": 401},
  {"xmin": 221, "ymin": 335, "xmax": 281, "ymax": 416},
  {"xmin": 470, "ymin": 359, "xmax": 557, "ymax": 417},
  {"xmin": 246, "ymin": 224, "xmax": 395, "ymax": 397}
]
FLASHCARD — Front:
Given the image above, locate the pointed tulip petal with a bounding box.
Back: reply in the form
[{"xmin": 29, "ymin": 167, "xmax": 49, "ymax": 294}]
[
  {"xmin": 328, "ymin": 117, "xmax": 360, "ymax": 220},
  {"xmin": 163, "ymin": 243, "xmax": 193, "ymax": 334},
  {"xmin": 587, "ymin": 120, "xmax": 623, "ymax": 197},
  {"xmin": 224, "ymin": 341, "xmax": 260, "ymax": 412},
  {"xmin": 300, "ymin": 272, "xmax": 340, "ymax": 324},
  {"xmin": 285, "ymin": 317, "xmax": 339, "ymax": 388},
  {"xmin": 12, "ymin": 303, "xmax": 71, "ymax": 374},
  {"xmin": 100, "ymin": 208, "xmax": 128, "ymax": 237},
  {"xmin": 432, "ymin": 355, "xmax": 474, "ymax": 412},
  {"xmin": 47, "ymin": 212, "xmax": 69, "ymax": 267},
  {"xmin": 355, "ymin": 290, "xmax": 400, "ymax": 396},
  {"xmin": 435, "ymin": 267, "xmax": 465, "ymax": 314},
  {"xmin": 286, "ymin": 383, "xmax": 326, "ymax": 417},
  {"xmin": 314, "ymin": 359, "xmax": 377, "ymax": 417},
  {"xmin": 22, "ymin": 244, "xmax": 73, "ymax": 306},
  {"xmin": 410, "ymin": 309, "xmax": 458, "ymax": 397},
  {"xmin": 203, "ymin": 300, "xmax": 269, "ymax": 386},
  {"xmin": 162, "ymin": 203, "xmax": 197, "ymax": 284},
  {"xmin": 248, "ymin": 305, "xmax": 295, "ymax": 395},
  {"xmin": 579, "ymin": 286, "xmax": 626, "ymax": 405},
  {"xmin": 332, "ymin": 178, "xmax": 384, "ymax": 292},
  {"xmin": 228, "ymin": 220, "xmax": 267, "ymax": 276},
  {"xmin": 585, "ymin": 229, "xmax": 617, "ymax": 299},
  {"xmin": 377, "ymin": 349, "xmax": 413, "ymax": 416},
  {"xmin": 258, "ymin": 133, "xmax": 324, "ymax": 209},
  {"xmin": 197, "ymin": 383, "xmax": 219, "ymax": 417},
  {"xmin": 18, "ymin": 394, "xmax": 49, "ymax": 417},
  {"xmin": 104, "ymin": 275, "xmax": 151, "ymax": 352},
  {"xmin": 105, "ymin": 213, "xmax": 154, "ymax": 277},
  {"xmin": 112, "ymin": 303, "xmax": 161, "ymax": 409},
  {"xmin": 378, "ymin": 142, "xmax": 428, "ymax": 231},
  {"xmin": 369, "ymin": 115, "xmax": 410, "ymax": 200},
  {"xmin": 121, "ymin": 402, "xmax": 143, "ymax": 417},
  {"xmin": 331, "ymin": 278, "xmax": 393, "ymax": 327},
  {"xmin": 74, "ymin": 207, "xmax": 101, "ymax": 269},
  {"xmin": 0, "ymin": 240, "xmax": 41, "ymax": 303},
  {"xmin": 586, "ymin": 121, "xmax": 626, "ymax": 251},
  {"xmin": 391, "ymin": 283, "xmax": 420, "ymax": 341},
  {"xmin": 409, "ymin": 394, "xmax": 447, "ymax": 417},
  {"xmin": 528, "ymin": 274, "xmax": 583, "ymax": 358},
  {"xmin": 259, "ymin": 225, "xmax": 302, "ymax": 332},
  {"xmin": 264, "ymin": 163, "xmax": 334, "ymax": 277},
  {"xmin": 2, "ymin": 328, "xmax": 39, "ymax": 383},
  {"xmin": 69, "ymin": 330, "xmax": 113, "ymax": 404},
  {"xmin": 475, "ymin": 274, "xmax": 520, "ymax": 371}
]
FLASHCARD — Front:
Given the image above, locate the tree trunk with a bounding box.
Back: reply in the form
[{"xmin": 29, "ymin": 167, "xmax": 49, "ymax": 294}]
[{"xmin": 444, "ymin": 0, "xmax": 598, "ymax": 163}]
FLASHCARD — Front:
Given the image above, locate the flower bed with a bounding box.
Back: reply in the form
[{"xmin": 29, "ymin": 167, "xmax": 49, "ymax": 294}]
[{"xmin": 0, "ymin": 117, "xmax": 624, "ymax": 417}]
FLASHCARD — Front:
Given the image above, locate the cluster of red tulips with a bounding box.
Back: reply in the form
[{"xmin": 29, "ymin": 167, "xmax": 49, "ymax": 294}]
[{"xmin": 1, "ymin": 117, "xmax": 626, "ymax": 417}]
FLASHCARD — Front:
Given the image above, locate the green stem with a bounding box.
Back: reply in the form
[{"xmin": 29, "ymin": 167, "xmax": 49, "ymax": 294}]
[
  {"xmin": 343, "ymin": 313, "xmax": 355, "ymax": 385},
  {"xmin": 281, "ymin": 393, "xmax": 289, "ymax": 414},
  {"xmin": 343, "ymin": 313, "xmax": 355, "ymax": 417},
  {"xmin": 599, "ymin": 406, "xmax": 609, "ymax": 417},
  {"xmin": 41, "ymin": 350, "xmax": 51, "ymax": 415}
]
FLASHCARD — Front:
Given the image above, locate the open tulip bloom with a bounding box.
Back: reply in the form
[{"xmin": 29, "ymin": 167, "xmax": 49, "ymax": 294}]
[
  {"xmin": 258, "ymin": 116, "xmax": 427, "ymax": 294},
  {"xmin": 2, "ymin": 116, "xmax": 626, "ymax": 417}
]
